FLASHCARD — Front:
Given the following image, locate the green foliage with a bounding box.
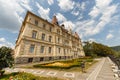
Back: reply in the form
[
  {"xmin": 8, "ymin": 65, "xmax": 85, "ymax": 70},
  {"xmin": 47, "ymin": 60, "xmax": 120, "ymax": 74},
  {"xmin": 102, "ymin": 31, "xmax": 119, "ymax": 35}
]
[
  {"xmin": 0, "ymin": 72, "xmax": 63, "ymax": 80},
  {"xmin": 110, "ymin": 46, "xmax": 120, "ymax": 58},
  {"xmin": 111, "ymin": 46, "xmax": 120, "ymax": 52},
  {"xmin": 83, "ymin": 41, "xmax": 115, "ymax": 57},
  {"xmin": 0, "ymin": 46, "xmax": 14, "ymax": 70},
  {"xmin": 115, "ymin": 51, "xmax": 120, "ymax": 57}
]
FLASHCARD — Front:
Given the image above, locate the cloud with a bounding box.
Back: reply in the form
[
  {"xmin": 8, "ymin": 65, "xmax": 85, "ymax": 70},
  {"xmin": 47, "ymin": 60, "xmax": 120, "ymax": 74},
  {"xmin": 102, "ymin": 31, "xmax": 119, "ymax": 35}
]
[
  {"xmin": 36, "ymin": 2, "xmax": 50, "ymax": 20},
  {"xmin": 73, "ymin": 0, "xmax": 118, "ymax": 37},
  {"xmin": 62, "ymin": 21, "xmax": 75, "ymax": 30},
  {"xmin": 106, "ymin": 33, "xmax": 114, "ymax": 40},
  {"xmin": 0, "ymin": 38, "xmax": 6, "ymax": 42},
  {"xmin": 71, "ymin": 11, "xmax": 79, "ymax": 16},
  {"xmin": 89, "ymin": 6, "xmax": 100, "ymax": 18},
  {"xmin": 0, "ymin": 37, "xmax": 14, "ymax": 48},
  {"xmin": 56, "ymin": 13, "xmax": 67, "ymax": 23},
  {"xmin": 96, "ymin": 0, "xmax": 112, "ymax": 8},
  {"xmin": 48, "ymin": 0, "xmax": 54, "ymax": 5},
  {"xmin": 57, "ymin": 0, "xmax": 75, "ymax": 11},
  {"xmin": 88, "ymin": 38, "xmax": 96, "ymax": 42},
  {"xmin": 20, "ymin": 0, "xmax": 32, "ymax": 11},
  {"xmin": 81, "ymin": 2, "xmax": 86, "ymax": 10},
  {"xmin": 0, "ymin": 0, "xmax": 32, "ymax": 33}
]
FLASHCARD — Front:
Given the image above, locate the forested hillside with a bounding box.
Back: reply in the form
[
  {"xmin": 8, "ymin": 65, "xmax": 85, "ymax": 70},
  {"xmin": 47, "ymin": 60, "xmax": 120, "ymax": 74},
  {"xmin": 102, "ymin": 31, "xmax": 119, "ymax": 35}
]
[
  {"xmin": 111, "ymin": 46, "xmax": 120, "ymax": 51},
  {"xmin": 83, "ymin": 41, "xmax": 116, "ymax": 57}
]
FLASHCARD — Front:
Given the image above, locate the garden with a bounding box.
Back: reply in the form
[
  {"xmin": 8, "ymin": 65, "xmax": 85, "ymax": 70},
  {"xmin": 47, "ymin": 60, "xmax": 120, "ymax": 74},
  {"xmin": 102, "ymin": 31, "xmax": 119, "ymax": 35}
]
[
  {"xmin": 33, "ymin": 57, "xmax": 96, "ymax": 72},
  {"xmin": 0, "ymin": 72, "xmax": 64, "ymax": 80}
]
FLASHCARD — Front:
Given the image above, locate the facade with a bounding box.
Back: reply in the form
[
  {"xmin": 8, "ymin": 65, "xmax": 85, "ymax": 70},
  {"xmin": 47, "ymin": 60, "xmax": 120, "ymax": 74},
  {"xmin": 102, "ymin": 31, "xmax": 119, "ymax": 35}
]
[{"xmin": 14, "ymin": 11, "xmax": 85, "ymax": 64}]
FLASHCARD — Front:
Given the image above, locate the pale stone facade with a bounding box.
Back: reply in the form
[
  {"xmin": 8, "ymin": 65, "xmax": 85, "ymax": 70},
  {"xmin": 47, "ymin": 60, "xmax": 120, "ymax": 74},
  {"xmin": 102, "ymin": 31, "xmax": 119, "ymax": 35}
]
[{"xmin": 14, "ymin": 11, "xmax": 85, "ymax": 64}]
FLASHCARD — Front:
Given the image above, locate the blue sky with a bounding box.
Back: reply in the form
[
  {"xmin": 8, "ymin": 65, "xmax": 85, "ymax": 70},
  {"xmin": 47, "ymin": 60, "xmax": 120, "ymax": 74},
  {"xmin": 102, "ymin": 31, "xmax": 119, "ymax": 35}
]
[{"xmin": 0, "ymin": 0, "xmax": 120, "ymax": 48}]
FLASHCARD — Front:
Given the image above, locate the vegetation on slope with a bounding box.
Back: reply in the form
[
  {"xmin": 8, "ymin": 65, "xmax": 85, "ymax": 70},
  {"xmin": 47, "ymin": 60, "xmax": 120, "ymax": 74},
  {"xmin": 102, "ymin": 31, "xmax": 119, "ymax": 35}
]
[
  {"xmin": 111, "ymin": 46, "xmax": 120, "ymax": 52},
  {"xmin": 83, "ymin": 41, "xmax": 116, "ymax": 57}
]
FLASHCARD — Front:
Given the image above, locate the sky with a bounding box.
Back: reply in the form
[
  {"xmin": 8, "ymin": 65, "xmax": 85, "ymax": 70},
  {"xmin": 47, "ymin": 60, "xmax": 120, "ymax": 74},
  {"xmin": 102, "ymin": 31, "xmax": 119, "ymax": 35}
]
[{"xmin": 0, "ymin": 0, "xmax": 120, "ymax": 48}]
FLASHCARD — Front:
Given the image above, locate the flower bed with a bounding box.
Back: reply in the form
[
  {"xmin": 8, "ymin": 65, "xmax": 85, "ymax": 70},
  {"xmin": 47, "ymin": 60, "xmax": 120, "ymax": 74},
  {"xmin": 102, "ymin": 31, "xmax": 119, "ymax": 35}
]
[{"xmin": 33, "ymin": 58, "xmax": 94, "ymax": 70}]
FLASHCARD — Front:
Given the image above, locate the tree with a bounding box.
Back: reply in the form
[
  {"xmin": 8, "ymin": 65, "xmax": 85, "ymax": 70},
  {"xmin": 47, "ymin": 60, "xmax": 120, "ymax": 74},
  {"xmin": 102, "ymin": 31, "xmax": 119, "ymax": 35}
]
[
  {"xmin": 83, "ymin": 41, "xmax": 115, "ymax": 57},
  {"xmin": 0, "ymin": 46, "xmax": 14, "ymax": 76}
]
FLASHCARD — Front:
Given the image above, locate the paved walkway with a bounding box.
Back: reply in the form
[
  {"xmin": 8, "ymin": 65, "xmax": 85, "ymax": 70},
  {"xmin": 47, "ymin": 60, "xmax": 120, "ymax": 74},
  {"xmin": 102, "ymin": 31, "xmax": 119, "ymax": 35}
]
[{"xmin": 5, "ymin": 57, "xmax": 119, "ymax": 80}]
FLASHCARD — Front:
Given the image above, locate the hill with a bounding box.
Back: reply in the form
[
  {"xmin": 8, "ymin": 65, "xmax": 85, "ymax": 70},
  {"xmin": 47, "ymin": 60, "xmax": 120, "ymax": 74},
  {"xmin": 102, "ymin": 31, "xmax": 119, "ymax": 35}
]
[{"xmin": 111, "ymin": 46, "xmax": 120, "ymax": 52}]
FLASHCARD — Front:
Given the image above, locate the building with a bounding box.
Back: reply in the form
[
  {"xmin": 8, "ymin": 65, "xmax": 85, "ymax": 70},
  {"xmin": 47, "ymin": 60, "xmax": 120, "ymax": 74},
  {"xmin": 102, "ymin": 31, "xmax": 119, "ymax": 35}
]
[{"xmin": 14, "ymin": 11, "xmax": 85, "ymax": 64}]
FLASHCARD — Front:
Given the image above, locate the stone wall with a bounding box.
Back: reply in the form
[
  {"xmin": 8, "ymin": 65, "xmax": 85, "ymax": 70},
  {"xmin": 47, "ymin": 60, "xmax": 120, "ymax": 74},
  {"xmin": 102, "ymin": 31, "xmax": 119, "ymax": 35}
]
[{"xmin": 15, "ymin": 56, "xmax": 74, "ymax": 64}]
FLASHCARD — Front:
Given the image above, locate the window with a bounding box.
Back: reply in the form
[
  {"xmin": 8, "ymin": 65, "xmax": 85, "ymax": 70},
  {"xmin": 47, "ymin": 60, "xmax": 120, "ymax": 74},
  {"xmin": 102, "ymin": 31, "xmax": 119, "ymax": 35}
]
[
  {"xmin": 57, "ymin": 29, "xmax": 60, "ymax": 34},
  {"xmin": 32, "ymin": 31, "xmax": 37, "ymax": 38},
  {"xmin": 40, "ymin": 46, "xmax": 44, "ymax": 53},
  {"xmin": 58, "ymin": 48, "xmax": 60, "ymax": 53},
  {"xmin": 35, "ymin": 20, "xmax": 38, "ymax": 25},
  {"xmin": 29, "ymin": 18, "xmax": 31, "ymax": 21},
  {"xmin": 29, "ymin": 44, "xmax": 35, "ymax": 53},
  {"xmin": 49, "ymin": 27, "xmax": 52, "ymax": 32},
  {"xmin": 43, "ymin": 23, "xmax": 46, "ymax": 29},
  {"xmin": 58, "ymin": 38, "xmax": 60, "ymax": 43},
  {"xmin": 49, "ymin": 36, "xmax": 52, "ymax": 42},
  {"xmin": 64, "ymin": 49, "xmax": 66, "ymax": 54},
  {"xmin": 48, "ymin": 47, "xmax": 52, "ymax": 53},
  {"xmin": 42, "ymin": 33, "xmax": 45, "ymax": 40}
]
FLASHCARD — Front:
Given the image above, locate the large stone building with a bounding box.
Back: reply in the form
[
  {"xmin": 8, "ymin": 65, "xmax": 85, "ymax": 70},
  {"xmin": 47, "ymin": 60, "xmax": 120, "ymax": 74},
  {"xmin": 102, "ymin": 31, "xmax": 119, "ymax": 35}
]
[{"xmin": 14, "ymin": 11, "xmax": 85, "ymax": 64}]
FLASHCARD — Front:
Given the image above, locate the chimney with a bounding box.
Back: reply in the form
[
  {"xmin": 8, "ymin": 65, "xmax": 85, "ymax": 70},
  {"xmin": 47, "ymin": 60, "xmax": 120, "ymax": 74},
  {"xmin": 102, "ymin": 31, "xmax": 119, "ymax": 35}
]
[
  {"xmin": 51, "ymin": 15, "xmax": 59, "ymax": 25},
  {"xmin": 61, "ymin": 24, "xmax": 65, "ymax": 28}
]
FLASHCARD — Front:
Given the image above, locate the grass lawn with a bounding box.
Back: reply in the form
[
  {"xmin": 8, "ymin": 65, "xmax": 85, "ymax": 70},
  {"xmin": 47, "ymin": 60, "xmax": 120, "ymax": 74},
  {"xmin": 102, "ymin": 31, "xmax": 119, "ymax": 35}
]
[
  {"xmin": 0, "ymin": 72, "xmax": 64, "ymax": 80},
  {"xmin": 33, "ymin": 57, "xmax": 97, "ymax": 72}
]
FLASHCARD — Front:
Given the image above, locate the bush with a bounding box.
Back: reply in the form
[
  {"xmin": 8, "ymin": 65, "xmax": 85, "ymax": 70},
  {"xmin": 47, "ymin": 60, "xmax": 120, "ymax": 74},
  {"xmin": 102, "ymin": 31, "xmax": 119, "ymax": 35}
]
[
  {"xmin": 0, "ymin": 46, "xmax": 14, "ymax": 71},
  {"xmin": 0, "ymin": 72, "xmax": 63, "ymax": 80},
  {"xmin": 0, "ymin": 70, "xmax": 5, "ymax": 76}
]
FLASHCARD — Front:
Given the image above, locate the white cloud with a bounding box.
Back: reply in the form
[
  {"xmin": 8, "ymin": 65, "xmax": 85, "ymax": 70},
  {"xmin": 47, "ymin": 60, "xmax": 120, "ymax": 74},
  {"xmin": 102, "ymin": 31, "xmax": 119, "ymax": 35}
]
[
  {"xmin": 0, "ymin": 38, "xmax": 6, "ymax": 42},
  {"xmin": 20, "ymin": 0, "xmax": 32, "ymax": 11},
  {"xmin": 110, "ymin": 15, "xmax": 120, "ymax": 26},
  {"xmin": 89, "ymin": 6, "xmax": 100, "ymax": 18},
  {"xmin": 88, "ymin": 38, "xmax": 96, "ymax": 43},
  {"xmin": 73, "ymin": 0, "xmax": 118, "ymax": 37},
  {"xmin": 36, "ymin": 2, "xmax": 50, "ymax": 20},
  {"xmin": 106, "ymin": 33, "xmax": 114, "ymax": 40},
  {"xmin": 62, "ymin": 21, "xmax": 75, "ymax": 30},
  {"xmin": 0, "ymin": 37, "xmax": 14, "ymax": 48},
  {"xmin": 81, "ymin": 2, "xmax": 86, "ymax": 10},
  {"xmin": 0, "ymin": 0, "xmax": 32, "ymax": 32},
  {"xmin": 48, "ymin": 0, "xmax": 54, "ymax": 5},
  {"xmin": 56, "ymin": 13, "xmax": 67, "ymax": 22},
  {"xmin": 57, "ymin": 0, "xmax": 75, "ymax": 11},
  {"xmin": 71, "ymin": 11, "xmax": 79, "ymax": 16},
  {"xmin": 77, "ymin": 14, "xmax": 83, "ymax": 20},
  {"xmin": 96, "ymin": 0, "xmax": 112, "ymax": 8}
]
